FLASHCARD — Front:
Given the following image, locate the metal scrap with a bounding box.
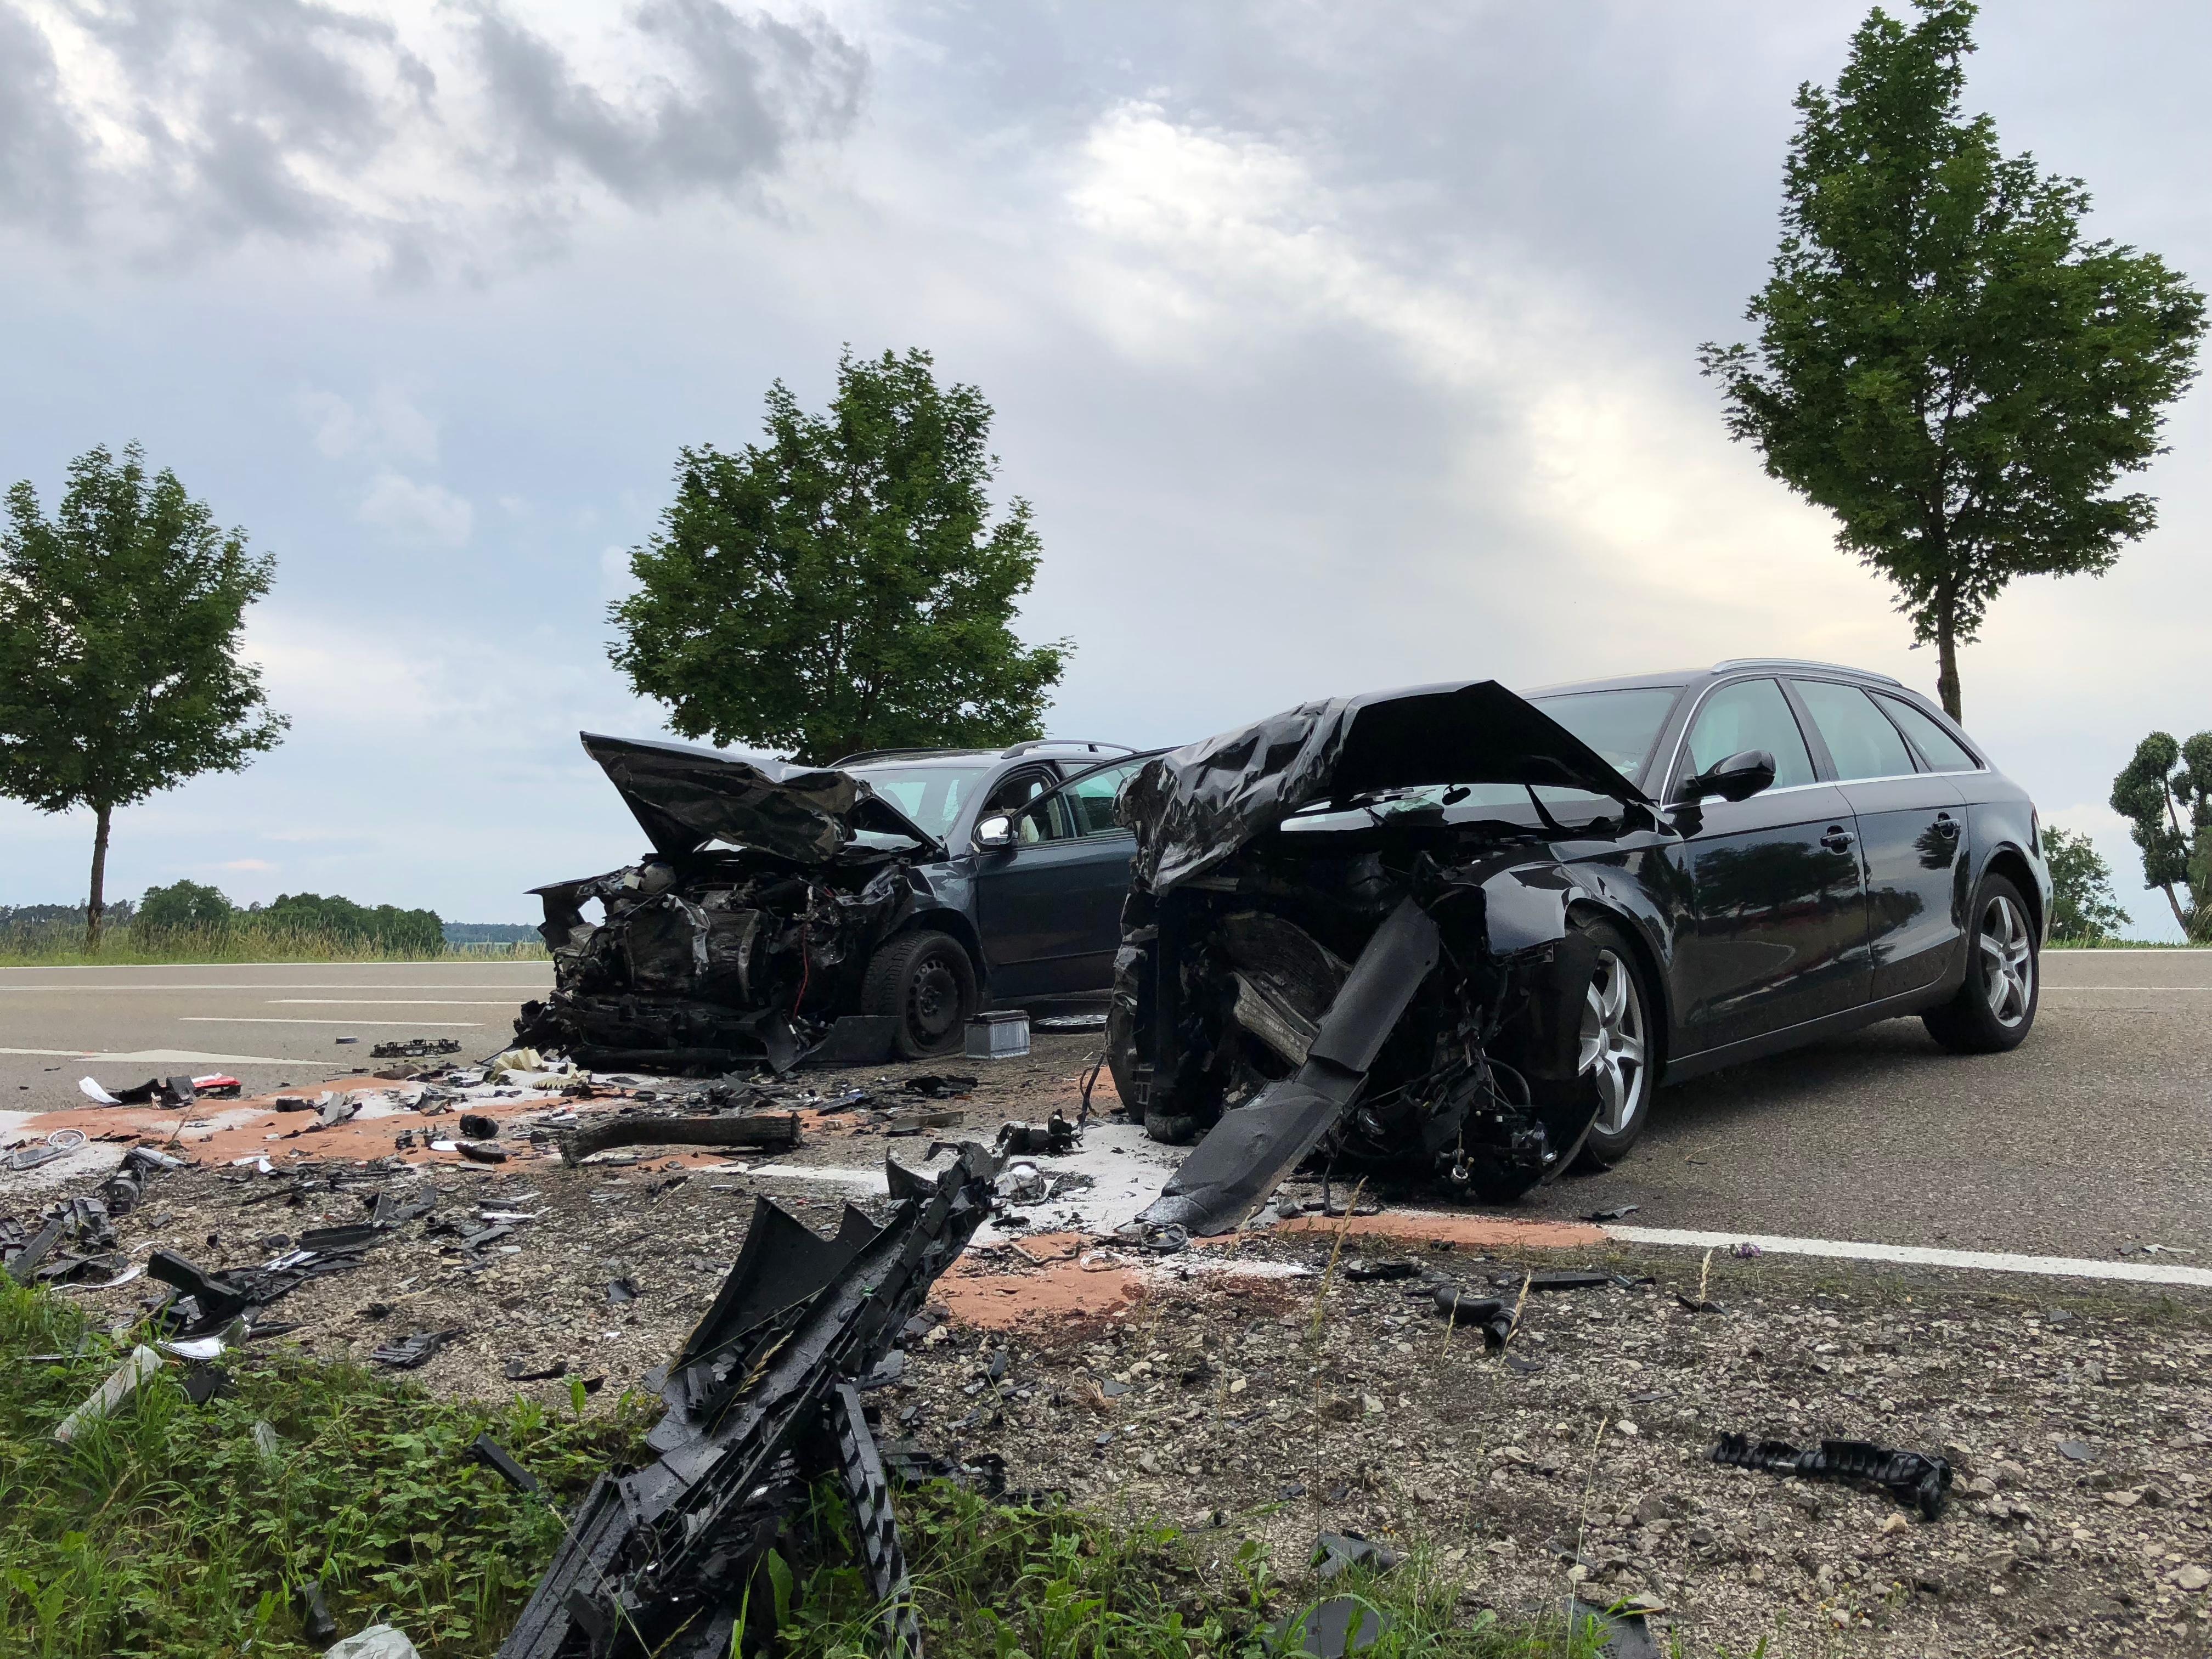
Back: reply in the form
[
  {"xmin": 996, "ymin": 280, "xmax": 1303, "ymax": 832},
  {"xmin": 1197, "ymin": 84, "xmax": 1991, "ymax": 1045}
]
[
  {"xmin": 556, "ymin": 1111, "xmax": 801, "ymax": 1166},
  {"xmin": 373, "ymin": 1037, "xmax": 464, "ymax": 1059}
]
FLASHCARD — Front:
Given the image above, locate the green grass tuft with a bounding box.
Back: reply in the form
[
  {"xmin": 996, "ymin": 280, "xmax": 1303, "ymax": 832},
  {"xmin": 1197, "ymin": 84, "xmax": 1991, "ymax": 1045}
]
[{"xmin": 0, "ymin": 921, "xmax": 546, "ymax": 967}]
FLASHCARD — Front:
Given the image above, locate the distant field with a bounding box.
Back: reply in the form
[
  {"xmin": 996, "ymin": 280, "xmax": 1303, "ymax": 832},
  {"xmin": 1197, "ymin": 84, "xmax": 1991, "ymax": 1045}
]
[{"xmin": 0, "ymin": 921, "xmax": 548, "ymax": 967}]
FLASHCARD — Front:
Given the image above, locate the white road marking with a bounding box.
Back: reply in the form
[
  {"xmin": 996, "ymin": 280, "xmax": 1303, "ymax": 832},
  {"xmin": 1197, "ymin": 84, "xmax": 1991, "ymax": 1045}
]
[
  {"xmin": 1606, "ymin": 1224, "xmax": 2212, "ymax": 1290},
  {"xmin": 0, "ymin": 983, "xmax": 549, "ymax": 992},
  {"xmin": 2039, "ymin": 985, "xmax": 2212, "ymax": 991},
  {"xmin": 264, "ymin": 999, "xmax": 524, "ymax": 1006},
  {"xmin": 0, "ymin": 1046, "xmax": 309, "ymax": 1065},
  {"xmin": 179, "ymin": 1017, "xmax": 485, "ymax": 1028}
]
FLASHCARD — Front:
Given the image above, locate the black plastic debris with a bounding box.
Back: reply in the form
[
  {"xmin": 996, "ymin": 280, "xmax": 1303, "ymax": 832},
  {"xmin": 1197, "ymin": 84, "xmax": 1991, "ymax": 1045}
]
[
  {"xmin": 1342, "ymin": 1259, "xmax": 1419, "ymax": 1283},
  {"xmin": 373, "ymin": 1038, "xmax": 463, "ymax": 1059},
  {"xmin": 1430, "ymin": 1285, "xmax": 1513, "ymax": 1349},
  {"xmin": 861, "ymin": 1350, "xmax": 906, "ymax": 1390},
  {"xmin": 557, "ymin": 1111, "xmax": 800, "ymax": 1166},
  {"xmin": 469, "ymin": 1432, "xmax": 542, "ymax": 1494},
  {"xmin": 1515, "ymin": 1269, "xmax": 1617, "ymax": 1293},
  {"xmin": 297, "ymin": 1224, "xmax": 383, "ymax": 1254},
  {"xmin": 182, "ymin": 1363, "xmax": 230, "ymax": 1404},
  {"xmin": 1312, "ymin": 1531, "xmax": 1403, "ymax": 1583},
  {"xmin": 298, "ymin": 1581, "xmax": 339, "ymax": 1644},
  {"xmin": 273, "ymin": 1096, "xmax": 314, "ymax": 1113},
  {"xmin": 457, "ymin": 1142, "xmax": 509, "ymax": 1165},
  {"xmin": 1582, "ymin": 1205, "xmax": 1640, "ymax": 1223},
  {"xmin": 7, "ymin": 1215, "xmax": 68, "ymax": 1284},
  {"xmin": 498, "ymin": 1146, "xmax": 998, "ymax": 1659},
  {"xmin": 995, "ymin": 1111, "xmax": 1079, "ymax": 1156},
  {"xmin": 458, "ymin": 1114, "xmax": 500, "ymax": 1140},
  {"xmin": 1710, "ymin": 1433, "xmax": 1953, "ymax": 1520},
  {"xmin": 1674, "ymin": 1292, "xmax": 1725, "ymax": 1314},
  {"xmin": 149, "ymin": 1250, "xmax": 258, "ymax": 1336},
  {"xmin": 98, "ymin": 1075, "xmax": 200, "ymax": 1108},
  {"xmin": 904, "ymin": 1074, "xmax": 977, "ymax": 1100},
  {"xmin": 1567, "ymin": 1599, "xmax": 1661, "ymax": 1659},
  {"xmin": 505, "ymin": 1357, "xmax": 568, "ymax": 1382},
  {"xmin": 1268, "ymin": 1597, "xmax": 1389, "ymax": 1659},
  {"xmin": 370, "ymin": 1328, "xmax": 464, "ymax": 1370},
  {"xmin": 606, "ymin": 1277, "xmax": 639, "ymax": 1305}
]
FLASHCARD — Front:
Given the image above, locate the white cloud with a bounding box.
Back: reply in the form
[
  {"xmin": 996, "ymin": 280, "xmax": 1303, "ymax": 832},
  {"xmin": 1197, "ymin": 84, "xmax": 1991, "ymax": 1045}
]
[
  {"xmin": 358, "ymin": 469, "xmax": 473, "ymax": 545},
  {"xmin": 296, "ymin": 383, "xmax": 439, "ymax": 464},
  {"xmin": 217, "ymin": 857, "xmax": 276, "ymax": 872}
]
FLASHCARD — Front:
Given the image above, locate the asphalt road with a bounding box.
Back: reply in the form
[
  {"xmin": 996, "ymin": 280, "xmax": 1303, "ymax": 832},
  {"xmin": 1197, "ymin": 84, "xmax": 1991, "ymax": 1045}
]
[
  {"xmin": 1518, "ymin": 946, "xmax": 2212, "ymax": 1264},
  {"xmin": 0, "ymin": 960, "xmax": 554, "ymax": 1111},
  {"xmin": 2, "ymin": 948, "xmax": 2206, "ymax": 1264}
]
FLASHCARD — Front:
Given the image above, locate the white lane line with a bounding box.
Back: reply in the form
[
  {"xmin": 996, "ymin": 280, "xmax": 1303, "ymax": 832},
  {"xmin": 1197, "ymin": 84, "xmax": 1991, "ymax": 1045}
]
[
  {"xmin": 2040, "ymin": 985, "xmax": 2212, "ymax": 991},
  {"xmin": 0, "ymin": 1046, "xmax": 311, "ymax": 1065},
  {"xmin": 1607, "ymin": 1224, "xmax": 2212, "ymax": 1290},
  {"xmin": 0, "ymin": 984, "xmax": 549, "ymax": 992},
  {"xmin": 179, "ymin": 1017, "xmax": 484, "ymax": 1028},
  {"xmin": 264, "ymin": 999, "xmax": 524, "ymax": 1006}
]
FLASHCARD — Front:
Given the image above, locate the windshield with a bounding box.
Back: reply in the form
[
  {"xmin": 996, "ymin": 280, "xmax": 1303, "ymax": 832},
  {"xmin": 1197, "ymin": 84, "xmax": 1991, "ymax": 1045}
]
[
  {"xmin": 845, "ymin": 763, "xmax": 994, "ymax": 842},
  {"xmin": 1526, "ymin": 687, "xmax": 1679, "ymax": 786}
]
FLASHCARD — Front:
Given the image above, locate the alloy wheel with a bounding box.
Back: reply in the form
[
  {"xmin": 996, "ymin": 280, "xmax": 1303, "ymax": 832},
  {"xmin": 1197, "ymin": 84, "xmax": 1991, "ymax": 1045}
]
[
  {"xmin": 1979, "ymin": 893, "xmax": 2035, "ymax": 1028},
  {"xmin": 1577, "ymin": 948, "xmax": 1647, "ymax": 1137}
]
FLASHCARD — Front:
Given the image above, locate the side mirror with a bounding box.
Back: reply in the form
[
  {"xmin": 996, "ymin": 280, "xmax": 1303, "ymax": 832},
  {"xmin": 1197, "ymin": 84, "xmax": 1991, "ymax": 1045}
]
[
  {"xmin": 974, "ymin": 813, "xmax": 1016, "ymax": 850},
  {"xmin": 1680, "ymin": 749, "xmax": 1776, "ymax": 804}
]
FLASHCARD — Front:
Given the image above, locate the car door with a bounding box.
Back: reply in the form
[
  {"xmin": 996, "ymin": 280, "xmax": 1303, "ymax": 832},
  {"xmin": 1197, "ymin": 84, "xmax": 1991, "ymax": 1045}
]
[
  {"xmin": 970, "ymin": 760, "xmax": 1145, "ymax": 996},
  {"xmin": 1658, "ymin": 676, "xmax": 1872, "ymax": 1050},
  {"xmin": 1790, "ymin": 679, "xmax": 1972, "ymax": 1001}
]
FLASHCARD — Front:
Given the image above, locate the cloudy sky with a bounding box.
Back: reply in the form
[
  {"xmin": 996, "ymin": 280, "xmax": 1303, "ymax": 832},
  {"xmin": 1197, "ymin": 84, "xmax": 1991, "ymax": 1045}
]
[{"xmin": 3, "ymin": 0, "xmax": 2207, "ymax": 930}]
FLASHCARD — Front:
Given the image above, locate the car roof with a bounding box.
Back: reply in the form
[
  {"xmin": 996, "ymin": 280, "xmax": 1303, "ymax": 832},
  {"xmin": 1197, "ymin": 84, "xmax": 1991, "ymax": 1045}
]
[{"xmin": 1523, "ymin": 659, "xmax": 1908, "ymax": 699}]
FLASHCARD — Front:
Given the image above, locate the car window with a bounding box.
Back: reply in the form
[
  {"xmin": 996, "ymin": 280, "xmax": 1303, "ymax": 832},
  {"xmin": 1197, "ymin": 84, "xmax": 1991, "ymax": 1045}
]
[
  {"xmin": 1874, "ymin": 693, "xmax": 1979, "ymax": 772},
  {"xmin": 1060, "ymin": 758, "xmax": 1149, "ymax": 836},
  {"xmin": 845, "ymin": 763, "xmax": 992, "ymax": 841},
  {"xmin": 1012, "ymin": 792, "xmax": 1077, "ymax": 844},
  {"xmin": 981, "ymin": 770, "xmax": 1054, "ymax": 818},
  {"xmin": 1680, "ymin": 679, "xmax": 1815, "ymax": 793},
  {"xmin": 1526, "ymin": 687, "xmax": 1679, "ymax": 786},
  {"xmin": 1791, "ymin": 679, "xmax": 1918, "ymax": 781}
]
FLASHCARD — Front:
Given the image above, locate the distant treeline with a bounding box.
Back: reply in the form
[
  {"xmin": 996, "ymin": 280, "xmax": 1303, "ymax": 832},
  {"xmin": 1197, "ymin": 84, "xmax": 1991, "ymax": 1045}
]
[{"xmin": 2, "ymin": 888, "xmax": 538, "ymax": 954}]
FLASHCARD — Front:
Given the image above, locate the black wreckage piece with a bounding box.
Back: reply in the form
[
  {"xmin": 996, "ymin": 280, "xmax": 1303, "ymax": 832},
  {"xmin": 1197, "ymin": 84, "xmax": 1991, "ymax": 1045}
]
[
  {"xmin": 557, "ymin": 1111, "xmax": 802, "ymax": 1166},
  {"xmin": 498, "ymin": 1144, "xmax": 1000, "ymax": 1659},
  {"xmin": 1710, "ymin": 1432, "xmax": 1953, "ymax": 1520}
]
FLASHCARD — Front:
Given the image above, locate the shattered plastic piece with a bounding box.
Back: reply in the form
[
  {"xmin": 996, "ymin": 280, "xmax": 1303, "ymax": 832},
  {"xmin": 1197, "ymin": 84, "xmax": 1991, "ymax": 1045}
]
[
  {"xmin": 252, "ymin": 1420, "xmax": 285, "ymax": 1466},
  {"xmin": 7, "ymin": 1216, "xmax": 68, "ymax": 1282},
  {"xmin": 1673, "ymin": 1293, "xmax": 1725, "ymax": 1314},
  {"xmin": 996, "ymin": 1111, "xmax": 1079, "ymax": 1156},
  {"xmin": 557, "ymin": 1111, "xmax": 800, "ymax": 1166},
  {"xmin": 299, "ymin": 1582, "xmax": 340, "ymax": 1644},
  {"xmin": 325, "ymin": 1626, "xmax": 424, "ymax": 1659},
  {"xmin": 78, "ymin": 1076, "xmax": 122, "ymax": 1106},
  {"xmin": 53, "ymin": 1345, "xmax": 165, "ymax": 1443},
  {"xmin": 297, "ymin": 1224, "xmax": 383, "ymax": 1254},
  {"xmin": 1567, "ymin": 1599, "xmax": 1661, "ymax": 1659},
  {"xmin": 504, "ymin": 1357, "xmax": 568, "ymax": 1382},
  {"xmin": 1342, "ymin": 1259, "xmax": 1419, "ymax": 1283},
  {"xmin": 6, "ymin": 1144, "xmax": 67, "ymax": 1171},
  {"xmin": 1709, "ymin": 1432, "xmax": 1952, "ymax": 1520},
  {"xmin": 469, "ymin": 1432, "xmax": 541, "ymax": 1494},
  {"xmin": 497, "ymin": 1147, "xmax": 998, "ymax": 1659},
  {"xmin": 1517, "ymin": 1269, "xmax": 1617, "ymax": 1293},
  {"xmin": 1581, "ymin": 1205, "xmax": 1640, "ymax": 1223},
  {"xmin": 370, "ymin": 1329, "xmax": 464, "ymax": 1370},
  {"xmin": 904, "ymin": 1074, "xmax": 977, "ymax": 1099},
  {"xmin": 371, "ymin": 1038, "xmax": 463, "ymax": 1060},
  {"xmin": 182, "ymin": 1363, "xmax": 230, "ymax": 1405},
  {"xmin": 606, "ymin": 1277, "xmax": 639, "ymax": 1304},
  {"xmin": 457, "ymin": 1142, "xmax": 509, "ymax": 1164},
  {"xmin": 1312, "ymin": 1531, "xmax": 1404, "ymax": 1582},
  {"xmin": 1268, "ymin": 1597, "xmax": 1389, "ymax": 1659}
]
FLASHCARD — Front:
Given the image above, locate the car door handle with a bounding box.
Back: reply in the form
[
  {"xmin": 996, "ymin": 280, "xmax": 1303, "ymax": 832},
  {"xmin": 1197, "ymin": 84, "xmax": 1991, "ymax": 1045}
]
[
  {"xmin": 1821, "ymin": 827, "xmax": 1855, "ymax": 853},
  {"xmin": 1932, "ymin": 812, "xmax": 1960, "ymax": 838}
]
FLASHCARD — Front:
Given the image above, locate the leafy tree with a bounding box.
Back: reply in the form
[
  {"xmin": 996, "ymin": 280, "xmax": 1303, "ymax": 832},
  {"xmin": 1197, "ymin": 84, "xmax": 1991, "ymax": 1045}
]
[
  {"xmin": 134, "ymin": 879, "xmax": 236, "ymax": 934},
  {"xmin": 2111, "ymin": 731, "xmax": 2212, "ymax": 940},
  {"xmin": 610, "ymin": 348, "xmax": 1069, "ymax": 764},
  {"xmin": 2040, "ymin": 826, "xmax": 2130, "ymax": 944},
  {"xmin": 0, "ymin": 445, "xmax": 286, "ymax": 946},
  {"xmin": 1700, "ymin": 1, "xmax": 2204, "ymax": 722},
  {"xmin": 264, "ymin": 892, "xmax": 444, "ymax": 955}
]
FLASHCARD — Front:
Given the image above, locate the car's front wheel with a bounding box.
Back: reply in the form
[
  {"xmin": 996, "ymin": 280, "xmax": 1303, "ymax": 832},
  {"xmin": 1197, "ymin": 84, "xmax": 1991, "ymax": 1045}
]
[
  {"xmin": 1922, "ymin": 872, "xmax": 2038, "ymax": 1054},
  {"xmin": 861, "ymin": 932, "xmax": 978, "ymax": 1059},
  {"xmin": 1570, "ymin": 921, "xmax": 1656, "ymax": 1166}
]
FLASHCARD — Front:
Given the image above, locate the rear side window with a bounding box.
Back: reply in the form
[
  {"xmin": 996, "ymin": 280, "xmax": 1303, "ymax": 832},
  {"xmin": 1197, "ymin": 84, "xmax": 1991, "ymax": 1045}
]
[
  {"xmin": 1680, "ymin": 679, "xmax": 1815, "ymax": 792},
  {"xmin": 1874, "ymin": 693, "xmax": 1979, "ymax": 772},
  {"xmin": 1791, "ymin": 680, "xmax": 1917, "ymax": 781}
]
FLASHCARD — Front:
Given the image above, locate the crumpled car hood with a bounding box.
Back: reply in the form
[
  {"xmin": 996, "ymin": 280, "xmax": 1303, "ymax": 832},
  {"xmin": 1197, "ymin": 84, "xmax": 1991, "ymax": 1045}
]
[
  {"xmin": 582, "ymin": 732, "xmax": 941, "ymax": 865},
  {"xmin": 1119, "ymin": 679, "xmax": 1652, "ymax": 892}
]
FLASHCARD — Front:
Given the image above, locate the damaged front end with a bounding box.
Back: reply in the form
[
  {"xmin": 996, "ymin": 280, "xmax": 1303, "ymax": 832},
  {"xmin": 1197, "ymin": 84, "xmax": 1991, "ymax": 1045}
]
[
  {"xmin": 1110, "ymin": 680, "xmax": 1657, "ymax": 1234},
  {"xmin": 516, "ymin": 733, "xmax": 945, "ymax": 1073}
]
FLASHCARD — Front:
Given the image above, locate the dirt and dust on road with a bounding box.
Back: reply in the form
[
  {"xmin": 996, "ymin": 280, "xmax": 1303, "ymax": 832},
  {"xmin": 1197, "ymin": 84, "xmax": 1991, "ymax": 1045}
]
[{"xmin": 6, "ymin": 1029, "xmax": 2212, "ymax": 1657}]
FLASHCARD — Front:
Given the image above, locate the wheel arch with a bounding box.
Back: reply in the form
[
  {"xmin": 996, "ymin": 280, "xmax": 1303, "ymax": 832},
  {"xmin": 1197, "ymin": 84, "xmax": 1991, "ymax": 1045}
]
[
  {"xmin": 1566, "ymin": 897, "xmax": 1673, "ymax": 1086},
  {"xmin": 1980, "ymin": 845, "xmax": 2043, "ymax": 941}
]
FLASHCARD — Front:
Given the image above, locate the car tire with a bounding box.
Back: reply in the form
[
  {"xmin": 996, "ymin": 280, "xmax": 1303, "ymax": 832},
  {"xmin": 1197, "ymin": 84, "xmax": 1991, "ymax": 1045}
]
[
  {"xmin": 1922, "ymin": 871, "xmax": 2039, "ymax": 1054},
  {"xmin": 1565, "ymin": 918, "xmax": 1657, "ymax": 1170},
  {"xmin": 861, "ymin": 932, "xmax": 978, "ymax": 1059}
]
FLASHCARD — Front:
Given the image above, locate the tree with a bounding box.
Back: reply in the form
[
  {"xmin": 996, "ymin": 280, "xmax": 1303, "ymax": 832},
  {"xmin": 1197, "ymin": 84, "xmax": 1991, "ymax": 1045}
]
[
  {"xmin": 2111, "ymin": 731, "xmax": 2212, "ymax": 940},
  {"xmin": 2040, "ymin": 826, "xmax": 2129, "ymax": 944},
  {"xmin": 134, "ymin": 879, "xmax": 236, "ymax": 935},
  {"xmin": 263, "ymin": 892, "xmax": 444, "ymax": 955},
  {"xmin": 610, "ymin": 348, "xmax": 1069, "ymax": 765},
  {"xmin": 1700, "ymin": 1, "xmax": 2204, "ymax": 722},
  {"xmin": 0, "ymin": 445, "xmax": 286, "ymax": 946}
]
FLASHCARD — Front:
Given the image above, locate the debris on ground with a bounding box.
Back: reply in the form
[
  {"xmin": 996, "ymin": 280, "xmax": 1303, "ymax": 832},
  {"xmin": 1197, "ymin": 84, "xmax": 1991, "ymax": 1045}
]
[
  {"xmin": 556, "ymin": 1111, "xmax": 801, "ymax": 1166},
  {"xmin": 52, "ymin": 1343, "xmax": 166, "ymax": 1442},
  {"xmin": 369, "ymin": 1328, "xmax": 465, "ymax": 1370},
  {"xmin": 498, "ymin": 1145, "xmax": 998, "ymax": 1659},
  {"xmin": 1708, "ymin": 1432, "xmax": 1954, "ymax": 1520},
  {"xmin": 324, "ymin": 1626, "xmax": 424, "ymax": 1659},
  {"xmin": 371, "ymin": 1038, "xmax": 463, "ymax": 1060}
]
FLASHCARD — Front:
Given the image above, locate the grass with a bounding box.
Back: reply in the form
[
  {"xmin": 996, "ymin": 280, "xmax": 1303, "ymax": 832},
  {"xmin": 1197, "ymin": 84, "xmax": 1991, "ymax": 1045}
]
[
  {"xmin": 2045, "ymin": 935, "xmax": 2208, "ymax": 949},
  {"xmin": 2, "ymin": 1277, "xmax": 1748, "ymax": 1659},
  {"xmin": 0, "ymin": 921, "xmax": 547, "ymax": 968}
]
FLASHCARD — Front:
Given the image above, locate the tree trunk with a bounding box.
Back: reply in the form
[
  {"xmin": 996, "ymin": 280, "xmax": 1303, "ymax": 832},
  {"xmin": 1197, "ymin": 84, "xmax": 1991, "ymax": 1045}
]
[
  {"xmin": 2161, "ymin": 883, "xmax": 2191, "ymax": 935},
  {"xmin": 1934, "ymin": 608, "xmax": 1962, "ymax": 723},
  {"xmin": 86, "ymin": 804, "xmax": 112, "ymax": 951}
]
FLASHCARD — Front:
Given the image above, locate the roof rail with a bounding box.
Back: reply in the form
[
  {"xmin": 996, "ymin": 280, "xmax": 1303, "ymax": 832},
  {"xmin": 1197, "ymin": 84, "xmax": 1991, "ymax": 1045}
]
[
  {"xmin": 998, "ymin": 739, "xmax": 1138, "ymax": 759},
  {"xmin": 1709, "ymin": 658, "xmax": 1905, "ymax": 687},
  {"xmin": 825, "ymin": 746, "xmax": 974, "ymax": 766}
]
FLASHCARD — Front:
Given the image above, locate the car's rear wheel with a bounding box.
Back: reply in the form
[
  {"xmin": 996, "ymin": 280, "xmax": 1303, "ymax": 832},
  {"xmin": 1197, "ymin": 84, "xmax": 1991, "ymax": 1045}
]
[
  {"xmin": 1567, "ymin": 919, "xmax": 1656, "ymax": 1168},
  {"xmin": 862, "ymin": 932, "xmax": 978, "ymax": 1059},
  {"xmin": 1922, "ymin": 872, "xmax": 2038, "ymax": 1054}
]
